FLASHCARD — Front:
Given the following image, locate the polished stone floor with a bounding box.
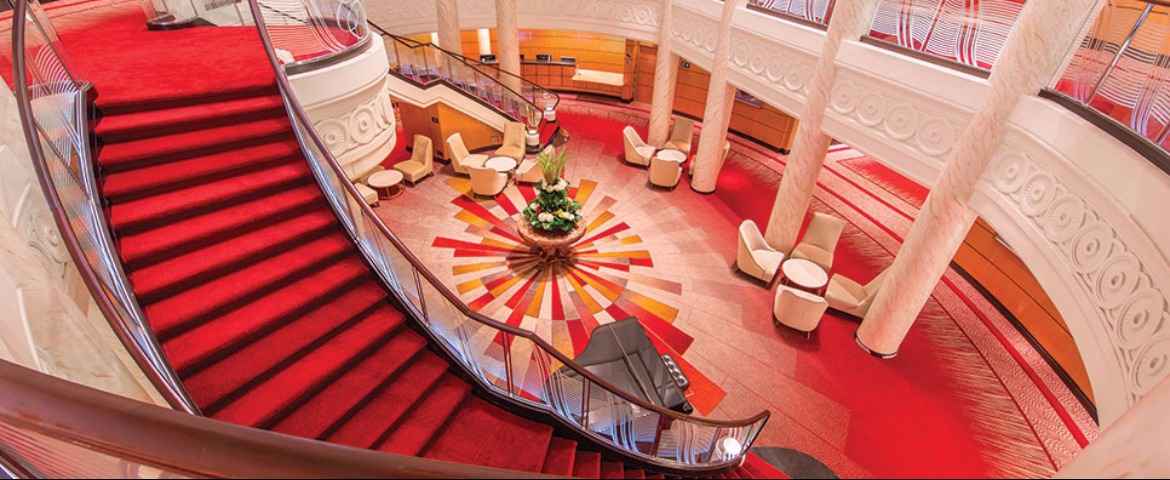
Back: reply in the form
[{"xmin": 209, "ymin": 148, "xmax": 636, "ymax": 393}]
[{"xmin": 375, "ymin": 98, "xmax": 1097, "ymax": 477}]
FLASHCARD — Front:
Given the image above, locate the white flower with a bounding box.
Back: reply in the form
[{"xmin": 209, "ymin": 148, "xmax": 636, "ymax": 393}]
[
  {"xmin": 553, "ymin": 179, "xmax": 568, "ymax": 191},
  {"xmin": 538, "ymin": 212, "xmax": 555, "ymax": 223},
  {"xmin": 557, "ymin": 210, "xmax": 575, "ymax": 220}
]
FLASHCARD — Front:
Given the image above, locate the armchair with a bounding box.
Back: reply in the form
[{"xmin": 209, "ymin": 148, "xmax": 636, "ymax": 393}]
[
  {"xmin": 468, "ymin": 165, "xmax": 508, "ymax": 197},
  {"xmin": 665, "ymin": 117, "xmax": 694, "ymax": 153},
  {"xmin": 649, "ymin": 156, "xmax": 683, "ymax": 188},
  {"xmin": 826, "ymin": 269, "xmax": 889, "ymax": 318},
  {"xmin": 446, "ymin": 132, "xmax": 488, "ymax": 176},
  {"xmin": 393, "ymin": 134, "xmax": 434, "ymax": 184},
  {"xmin": 622, "ymin": 126, "xmax": 655, "ymax": 166},
  {"xmin": 791, "ymin": 212, "xmax": 846, "ymax": 271},
  {"xmin": 773, "ymin": 285, "xmax": 828, "ymax": 334},
  {"xmin": 736, "ymin": 220, "xmax": 784, "ymax": 283},
  {"xmin": 495, "ymin": 121, "xmax": 526, "ymax": 160},
  {"xmin": 516, "ymin": 145, "xmax": 551, "ymax": 184}
]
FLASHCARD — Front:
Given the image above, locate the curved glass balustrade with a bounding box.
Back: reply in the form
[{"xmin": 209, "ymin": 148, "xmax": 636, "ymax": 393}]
[
  {"xmin": 867, "ymin": 0, "xmax": 1026, "ymax": 72},
  {"xmin": 1052, "ymin": 0, "xmax": 1170, "ymax": 152},
  {"xmin": 748, "ymin": 0, "xmax": 836, "ymax": 26}
]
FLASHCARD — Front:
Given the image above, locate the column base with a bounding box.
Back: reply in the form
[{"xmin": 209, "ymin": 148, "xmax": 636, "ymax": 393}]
[{"xmin": 854, "ymin": 331, "xmax": 897, "ymax": 359}]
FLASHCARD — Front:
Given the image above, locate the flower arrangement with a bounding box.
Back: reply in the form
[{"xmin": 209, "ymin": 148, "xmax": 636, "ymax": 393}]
[{"xmin": 522, "ymin": 148, "xmax": 582, "ymax": 234}]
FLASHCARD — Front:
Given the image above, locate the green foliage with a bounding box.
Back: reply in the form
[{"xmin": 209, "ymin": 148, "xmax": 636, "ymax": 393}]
[
  {"xmin": 522, "ymin": 150, "xmax": 581, "ymax": 233},
  {"xmin": 537, "ymin": 147, "xmax": 569, "ymax": 185}
]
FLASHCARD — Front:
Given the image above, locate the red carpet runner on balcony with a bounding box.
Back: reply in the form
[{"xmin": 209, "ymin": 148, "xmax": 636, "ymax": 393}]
[{"xmin": 52, "ymin": 4, "xmax": 781, "ymax": 478}]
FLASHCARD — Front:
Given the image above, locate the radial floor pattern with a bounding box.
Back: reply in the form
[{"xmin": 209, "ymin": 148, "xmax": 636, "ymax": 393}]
[{"xmin": 375, "ymin": 97, "xmax": 1098, "ymax": 477}]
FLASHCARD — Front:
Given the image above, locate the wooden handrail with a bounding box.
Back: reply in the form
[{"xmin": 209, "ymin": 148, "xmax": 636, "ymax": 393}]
[
  {"xmin": 0, "ymin": 360, "xmax": 541, "ymax": 478},
  {"xmin": 246, "ymin": 0, "xmax": 769, "ymax": 470}
]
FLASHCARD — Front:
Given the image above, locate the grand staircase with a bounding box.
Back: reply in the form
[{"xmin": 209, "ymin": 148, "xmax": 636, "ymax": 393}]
[{"xmin": 69, "ymin": 8, "xmax": 780, "ymax": 479}]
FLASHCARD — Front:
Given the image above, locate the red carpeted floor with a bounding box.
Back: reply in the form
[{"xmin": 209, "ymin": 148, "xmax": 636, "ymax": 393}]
[{"xmin": 44, "ymin": 4, "xmax": 782, "ymax": 478}]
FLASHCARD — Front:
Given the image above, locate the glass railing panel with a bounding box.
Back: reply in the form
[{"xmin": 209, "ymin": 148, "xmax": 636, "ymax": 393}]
[
  {"xmin": 1053, "ymin": 1, "xmax": 1170, "ymax": 147},
  {"xmin": 867, "ymin": 0, "xmax": 1026, "ymax": 71},
  {"xmin": 747, "ymin": 0, "xmax": 835, "ymax": 26}
]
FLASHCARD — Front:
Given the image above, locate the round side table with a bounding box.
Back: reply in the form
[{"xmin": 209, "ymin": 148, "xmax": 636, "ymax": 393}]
[
  {"xmin": 485, "ymin": 156, "xmax": 519, "ymax": 173},
  {"xmin": 367, "ymin": 169, "xmax": 404, "ymax": 200},
  {"xmin": 655, "ymin": 148, "xmax": 687, "ymax": 163},
  {"xmin": 780, "ymin": 258, "xmax": 828, "ymax": 294}
]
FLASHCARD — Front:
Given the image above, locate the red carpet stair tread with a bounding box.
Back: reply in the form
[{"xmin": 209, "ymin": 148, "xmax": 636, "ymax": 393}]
[{"xmin": 83, "ymin": 13, "xmax": 781, "ymax": 480}]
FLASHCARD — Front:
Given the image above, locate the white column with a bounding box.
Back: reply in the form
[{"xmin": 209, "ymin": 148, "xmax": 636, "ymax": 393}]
[
  {"xmin": 435, "ymin": 0, "xmax": 461, "ymax": 54},
  {"xmin": 690, "ymin": 0, "xmax": 746, "ymax": 193},
  {"xmin": 495, "ymin": 0, "xmax": 522, "ymax": 93},
  {"xmin": 647, "ymin": 0, "xmax": 677, "ymax": 147},
  {"xmin": 856, "ymin": 0, "xmax": 1102, "ymax": 357},
  {"xmin": 763, "ymin": 0, "xmax": 881, "ymax": 251},
  {"xmin": 477, "ymin": 28, "xmax": 492, "ymax": 57}
]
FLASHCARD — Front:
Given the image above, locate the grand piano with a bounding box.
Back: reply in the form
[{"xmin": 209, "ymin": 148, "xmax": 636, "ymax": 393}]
[{"xmin": 571, "ymin": 318, "xmax": 692, "ymax": 414}]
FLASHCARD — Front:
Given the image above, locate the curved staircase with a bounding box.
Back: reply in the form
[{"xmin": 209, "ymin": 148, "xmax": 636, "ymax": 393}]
[{"xmin": 71, "ymin": 8, "xmax": 780, "ymax": 479}]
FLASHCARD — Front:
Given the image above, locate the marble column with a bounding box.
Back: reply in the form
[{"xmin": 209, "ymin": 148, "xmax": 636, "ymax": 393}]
[
  {"xmin": 477, "ymin": 28, "xmax": 492, "ymax": 57},
  {"xmin": 435, "ymin": 0, "xmax": 461, "ymax": 55},
  {"xmin": 690, "ymin": 0, "xmax": 746, "ymax": 193},
  {"xmin": 495, "ymin": 0, "xmax": 522, "ymax": 93},
  {"xmin": 647, "ymin": 0, "xmax": 677, "ymax": 147},
  {"xmin": 763, "ymin": 0, "xmax": 881, "ymax": 251},
  {"xmin": 856, "ymin": 0, "xmax": 1101, "ymax": 357}
]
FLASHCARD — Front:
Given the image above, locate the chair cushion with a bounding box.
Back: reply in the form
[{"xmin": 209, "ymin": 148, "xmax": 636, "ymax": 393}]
[
  {"xmin": 752, "ymin": 249, "xmax": 785, "ymax": 277},
  {"xmin": 355, "ymin": 183, "xmax": 378, "ymax": 205},
  {"xmin": 462, "ymin": 154, "xmax": 488, "ymax": 168},
  {"xmin": 792, "ymin": 243, "xmax": 832, "ymax": 270},
  {"xmin": 665, "ymin": 140, "xmax": 690, "ymax": 151},
  {"xmin": 635, "ymin": 145, "xmax": 656, "ymax": 157},
  {"xmin": 495, "ymin": 145, "xmax": 525, "ymax": 160}
]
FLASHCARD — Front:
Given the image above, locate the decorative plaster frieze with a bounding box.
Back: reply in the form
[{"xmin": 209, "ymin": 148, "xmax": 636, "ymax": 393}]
[
  {"xmin": 314, "ymin": 82, "xmax": 397, "ymax": 159},
  {"xmin": 671, "ymin": 6, "xmax": 718, "ymax": 56},
  {"xmin": 990, "ymin": 134, "xmax": 1170, "ymax": 405},
  {"xmin": 519, "ymin": 0, "xmax": 659, "ymax": 29},
  {"xmin": 830, "ymin": 67, "xmax": 969, "ymax": 161},
  {"xmin": 728, "ymin": 27, "xmax": 814, "ymax": 99}
]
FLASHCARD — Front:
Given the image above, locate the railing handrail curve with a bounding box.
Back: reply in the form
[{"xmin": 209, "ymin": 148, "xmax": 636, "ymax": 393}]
[
  {"xmin": 0, "ymin": 359, "xmax": 542, "ymax": 478},
  {"xmin": 367, "ymin": 20, "xmax": 560, "ymax": 113},
  {"xmin": 247, "ymin": 0, "xmax": 768, "ymax": 470},
  {"xmin": 7, "ymin": 0, "xmax": 200, "ymax": 415}
]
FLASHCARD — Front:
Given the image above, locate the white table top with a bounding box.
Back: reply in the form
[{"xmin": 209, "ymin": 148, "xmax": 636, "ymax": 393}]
[
  {"xmin": 782, "ymin": 258, "xmax": 828, "ymax": 290},
  {"xmin": 366, "ymin": 169, "xmax": 403, "ymax": 188},
  {"xmin": 485, "ymin": 156, "xmax": 518, "ymax": 172},
  {"xmin": 656, "ymin": 149, "xmax": 687, "ymax": 163}
]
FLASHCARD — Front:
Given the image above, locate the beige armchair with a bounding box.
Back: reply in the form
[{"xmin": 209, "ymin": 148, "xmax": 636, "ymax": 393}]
[
  {"xmin": 622, "ymin": 126, "xmax": 655, "ymax": 166},
  {"xmin": 791, "ymin": 212, "xmax": 846, "ymax": 270},
  {"xmin": 689, "ymin": 140, "xmax": 731, "ymax": 176},
  {"xmin": 665, "ymin": 117, "xmax": 695, "ymax": 153},
  {"xmin": 446, "ymin": 133, "xmax": 488, "ymax": 176},
  {"xmin": 516, "ymin": 146, "xmax": 551, "ymax": 184},
  {"xmin": 495, "ymin": 122, "xmax": 526, "ymax": 160},
  {"xmin": 648, "ymin": 156, "xmax": 683, "ymax": 188},
  {"xmin": 773, "ymin": 285, "xmax": 828, "ymax": 334},
  {"xmin": 826, "ymin": 269, "xmax": 889, "ymax": 318},
  {"xmin": 736, "ymin": 220, "xmax": 784, "ymax": 283},
  {"xmin": 468, "ymin": 165, "xmax": 508, "ymax": 197},
  {"xmin": 393, "ymin": 134, "xmax": 434, "ymax": 184}
]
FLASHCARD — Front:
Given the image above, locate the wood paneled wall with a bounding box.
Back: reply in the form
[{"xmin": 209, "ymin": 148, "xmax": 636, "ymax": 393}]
[
  {"xmin": 955, "ymin": 219, "xmax": 1094, "ymax": 404},
  {"xmin": 634, "ymin": 44, "xmax": 798, "ymax": 151},
  {"xmin": 459, "ymin": 29, "xmax": 627, "ymax": 74},
  {"xmin": 395, "ymin": 101, "xmax": 501, "ymax": 162}
]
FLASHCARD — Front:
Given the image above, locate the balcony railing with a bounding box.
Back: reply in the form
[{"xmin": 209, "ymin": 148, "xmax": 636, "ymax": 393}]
[
  {"xmin": 866, "ymin": 0, "xmax": 1026, "ymax": 72},
  {"xmin": 1049, "ymin": 0, "xmax": 1170, "ymax": 165},
  {"xmin": 4, "ymin": 0, "xmax": 199, "ymax": 414},
  {"xmin": 249, "ymin": 0, "xmax": 769, "ymax": 471},
  {"xmin": 370, "ymin": 22, "xmax": 559, "ymax": 131},
  {"xmin": 747, "ymin": 0, "xmax": 836, "ymax": 27}
]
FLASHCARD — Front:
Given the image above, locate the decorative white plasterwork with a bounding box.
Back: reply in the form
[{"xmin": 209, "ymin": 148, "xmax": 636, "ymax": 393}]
[
  {"xmin": 829, "ymin": 66, "xmax": 969, "ymax": 164},
  {"xmin": 314, "ymin": 82, "xmax": 397, "ymax": 161},
  {"xmin": 670, "ymin": 6, "xmax": 719, "ymax": 57},
  {"xmin": 728, "ymin": 27, "xmax": 815, "ymax": 100},
  {"xmin": 989, "ymin": 133, "xmax": 1170, "ymax": 408}
]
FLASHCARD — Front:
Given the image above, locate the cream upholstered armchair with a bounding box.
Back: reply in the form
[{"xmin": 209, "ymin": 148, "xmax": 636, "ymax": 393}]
[
  {"xmin": 394, "ymin": 134, "xmax": 434, "ymax": 184},
  {"xmin": 773, "ymin": 285, "xmax": 828, "ymax": 334},
  {"xmin": 446, "ymin": 133, "xmax": 488, "ymax": 176},
  {"xmin": 791, "ymin": 212, "xmax": 846, "ymax": 270},
  {"xmin": 649, "ymin": 155, "xmax": 682, "ymax": 188},
  {"xmin": 468, "ymin": 164, "xmax": 508, "ymax": 197},
  {"xmin": 665, "ymin": 117, "xmax": 694, "ymax": 153},
  {"xmin": 495, "ymin": 122, "xmax": 526, "ymax": 160},
  {"xmin": 688, "ymin": 140, "xmax": 731, "ymax": 176},
  {"xmin": 736, "ymin": 220, "xmax": 784, "ymax": 283},
  {"xmin": 622, "ymin": 126, "xmax": 655, "ymax": 166},
  {"xmin": 826, "ymin": 269, "xmax": 889, "ymax": 318},
  {"xmin": 516, "ymin": 146, "xmax": 550, "ymax": 184}
]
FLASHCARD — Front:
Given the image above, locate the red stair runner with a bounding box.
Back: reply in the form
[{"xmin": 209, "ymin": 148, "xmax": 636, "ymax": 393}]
[{"xmin": 76, "ymin": 8, "xmax": 783, "ymax": 479}]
